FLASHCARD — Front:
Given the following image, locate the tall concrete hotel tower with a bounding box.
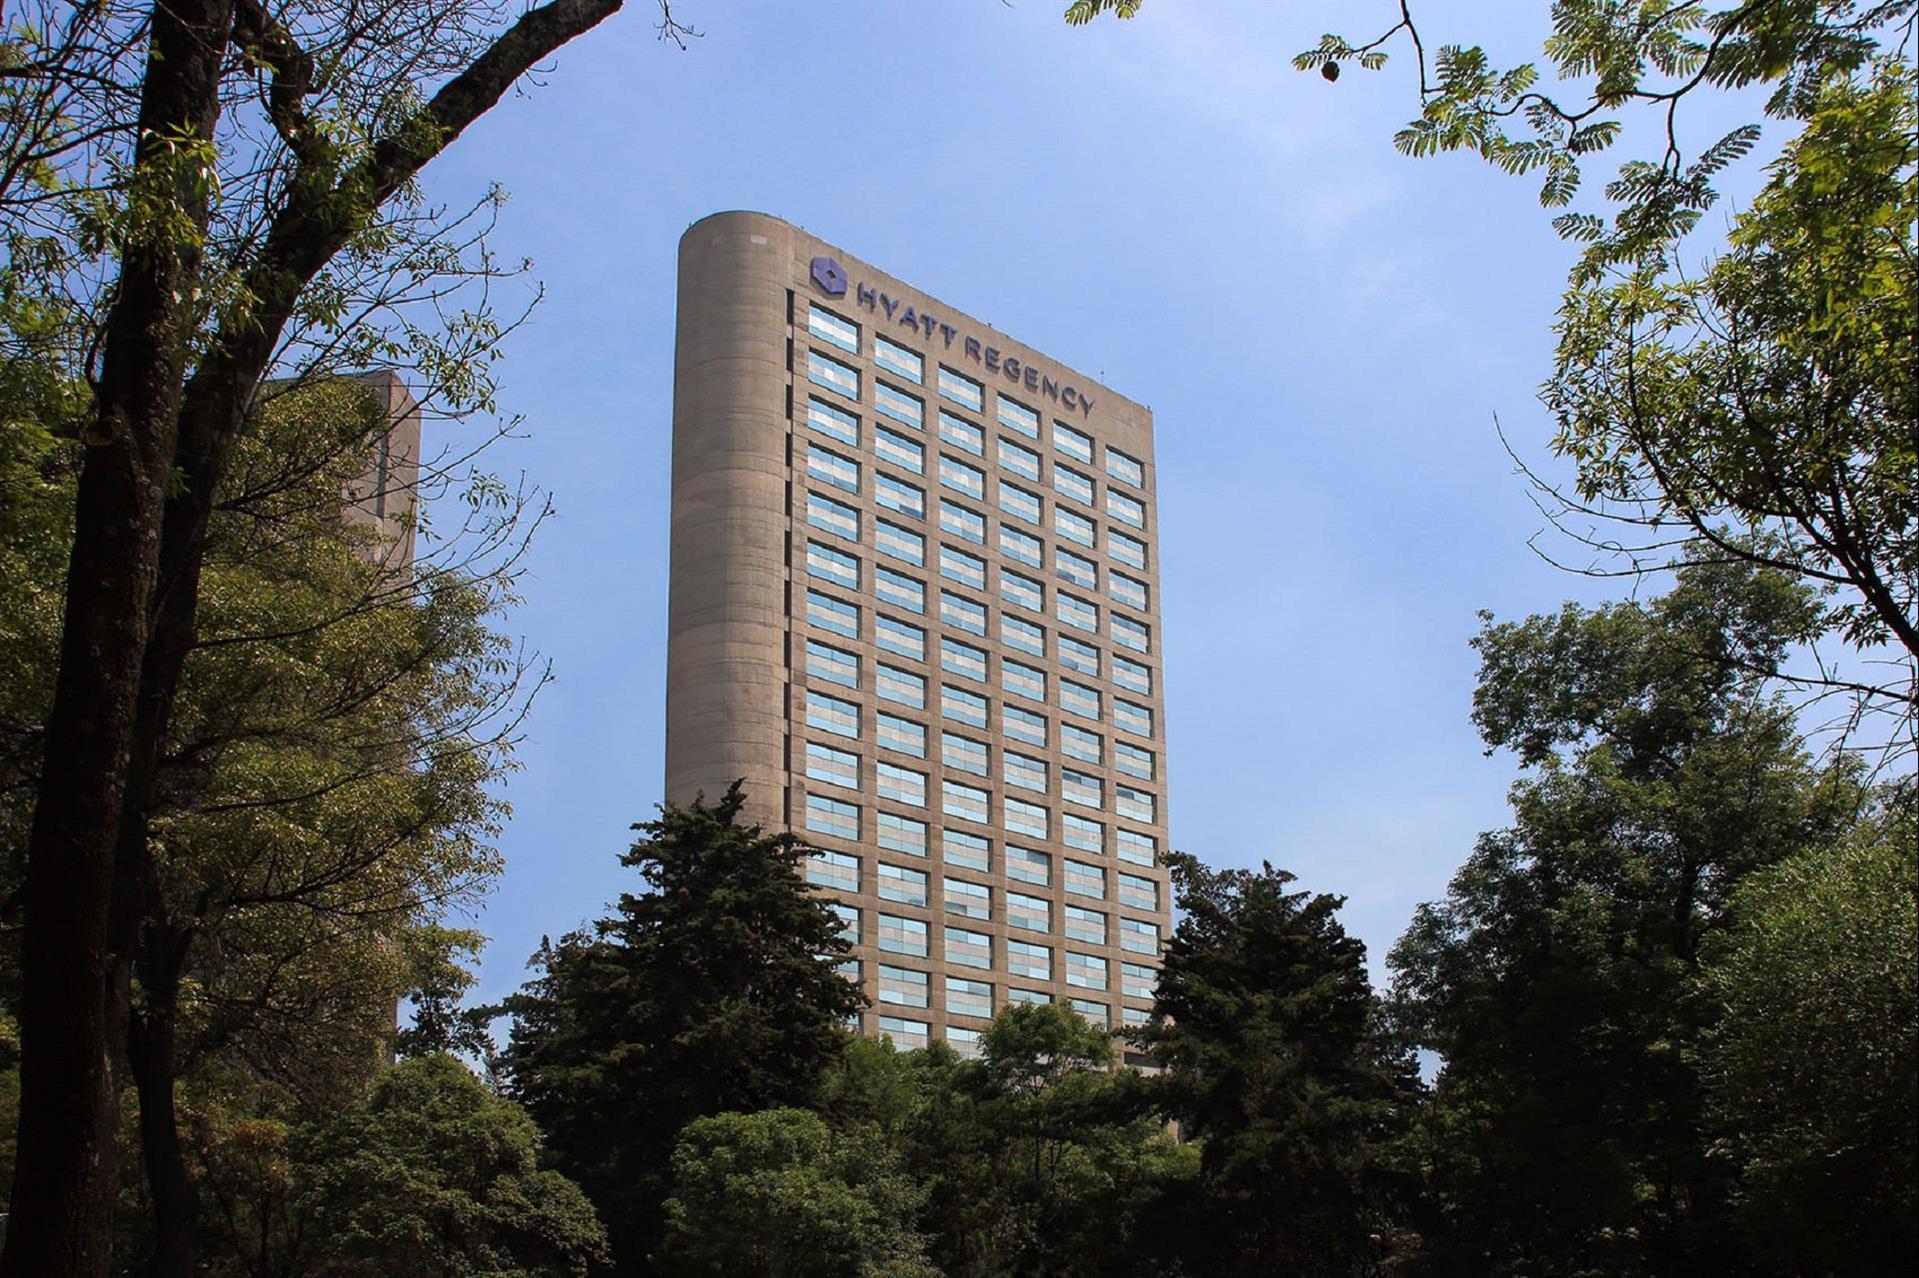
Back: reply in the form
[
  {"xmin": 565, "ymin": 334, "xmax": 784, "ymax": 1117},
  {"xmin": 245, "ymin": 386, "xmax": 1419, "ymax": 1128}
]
[{"xmin": 666, "ymin": 212, "xmax": 1169, "ymax": 1055}]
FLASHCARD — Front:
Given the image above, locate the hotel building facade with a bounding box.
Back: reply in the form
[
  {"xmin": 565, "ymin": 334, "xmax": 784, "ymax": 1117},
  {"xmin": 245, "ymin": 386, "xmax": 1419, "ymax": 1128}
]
[{"xmin": 666, "ymin": 212, "xmax": 1169, "ymax": 1055}]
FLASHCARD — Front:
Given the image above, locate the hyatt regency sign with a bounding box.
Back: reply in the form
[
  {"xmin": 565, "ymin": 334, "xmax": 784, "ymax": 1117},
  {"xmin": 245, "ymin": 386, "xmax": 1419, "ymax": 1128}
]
[{"xmin": 811, "ymin": 255, "xmax": 1096, "ymax": 417}]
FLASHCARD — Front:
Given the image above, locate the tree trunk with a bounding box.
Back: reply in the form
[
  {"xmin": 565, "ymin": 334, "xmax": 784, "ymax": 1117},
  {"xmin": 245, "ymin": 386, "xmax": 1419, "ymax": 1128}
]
[
  {"xmin": 129, "ymin": 924, "xmax": 196, "ymax": 1278},
  {"xmin": 0, "ymin": 4, "xmax": 235, "ymax": 1274}
]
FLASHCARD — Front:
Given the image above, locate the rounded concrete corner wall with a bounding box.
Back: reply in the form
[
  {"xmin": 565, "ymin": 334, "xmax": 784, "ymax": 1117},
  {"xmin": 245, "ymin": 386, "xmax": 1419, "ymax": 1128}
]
[{"xmin": 664, "ymin": 212, "xmax": 796, "ymax": 826}]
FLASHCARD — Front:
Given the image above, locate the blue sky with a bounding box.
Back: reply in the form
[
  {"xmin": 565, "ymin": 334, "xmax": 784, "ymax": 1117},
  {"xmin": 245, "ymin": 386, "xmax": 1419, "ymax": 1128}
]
[{"xmin": 416, "ymin": 0, "xmax": 1772, "ymax": 1000}]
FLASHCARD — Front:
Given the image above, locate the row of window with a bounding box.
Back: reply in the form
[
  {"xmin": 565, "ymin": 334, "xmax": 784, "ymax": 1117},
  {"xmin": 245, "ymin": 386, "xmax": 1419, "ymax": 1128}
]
[
  {"xmin": 873, "ymin": 999, "xmax": 1147, "ymax": 1053},
  {"xmin": 826, "ymin": 894, "xmax": 1163, "ymax": 970},
  {"xmin": 801, "ymin": 589, "xmax": 1157, "ymax": 735},
  {"xmin": 806, "ymin": 304, "xmax": 1148, "ymax": 492},
  {"xmin": 857, "ymin": 958, "xmax": 1158, "ymax": 1021}
]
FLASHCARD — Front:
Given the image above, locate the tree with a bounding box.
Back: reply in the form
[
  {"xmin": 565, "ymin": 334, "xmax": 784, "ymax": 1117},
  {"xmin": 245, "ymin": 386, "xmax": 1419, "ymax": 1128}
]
[
  {"xmin": 1133, "ymin": 853, "xmax": 1418, "ymax": 1277},
  {"xmin": 1388, "ymin": 561, "xmax": 1869, "ymax": 1276},
  {"xmin": 1696, "ymin": 789, "xmax": 1917, "ymax": 1273},
  {"xmin": 502, "ymin": 784, "xmax": 867, "ymax": 1274},
  {"xmin": 660, "ymin": 1108, "xmax": 939, "ymax": 1278},
  {"xmin": 0, "ymin": 3, "xmax": 647, "ymax": 1272},
  {"xmin": 195, "ymin": 1053, "xmax": 607, "ymax": 1278}
]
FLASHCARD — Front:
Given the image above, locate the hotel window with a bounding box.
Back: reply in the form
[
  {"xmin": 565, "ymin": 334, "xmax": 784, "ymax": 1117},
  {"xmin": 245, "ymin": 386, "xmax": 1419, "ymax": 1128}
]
[
  {"xmin": 876, "ymin": 664, "xmax": 926, "ymax": 709},
  {"xmin": 1007, "ymin": 890, "xmax": 1050, "ymax": 933},
  {"xmin": 807, "ymin": 350, "xmax": 859, "ymax": 399},
  {"xmin": 804, "ymin": 742, "xmax": 859, "ymax": 791},
  {"xmin": 946, "ymin": 925, "xmax": 991, "ymax": 970},
  {"xmin": 1006, "ymin": 846, "xmax": 1051, "ymax": 886},
  {"xmin": 875, "ymin": 519, "xmax": 923, "ymax": 567},
  {"xmin": 805, "ymin": 640, "xmax": 859, "ymax": 689},
  {"xmin": 946, "ymin": 974, "xmax": 993, "ymax": 1018},
  {"xmin": 1006, "ymin": 987, "xmax": 1049, "ymax": 1006},
  {"xmin": 1116, "ymin": 742, "xmax": 1155, "ymax": 781},
  {"xmin": 878, "ymin": 1014, "xmax": 930, "ymax": 1048},
  {"xmin": 1057, "ymin": 591, "xmax": 1099, "ymax": 634},
  {"xmin": 1107, "ymin": 489, "xmax": 1145, "ymax": 529},
  {"xmin": 1122, "ymin": 961, "xmax": 1157, "ymax": 1000},
  {"xmin": 807, "ymin": 303, "xmax": 859, "ymax": 353},
  {"xmin": 1112, "ymin": 614, "xmax": 1151, "ymax": 654},
  {"xmin": 806, "ymin": 492, "xmax": 859, "ymax": 541},
  {"xmin": 1114, "ymin": 698, "xmax": 1154, "ymax": 737},
  {"xmin": 1055, "ymin": 507, "xmax": 1095, "ymax": 548},
  {"xmin": 1054, "ymin": 465, "xmax": 1095, "ymax": 506},
  {"xmin": 1062, "ymin": 768, "xmax": 1104, "ymax": 810},
  {"xmin": 877, "ymin": 913, "xmax": 929, "ymax": 957},
  {"xmin": 1108, "ymin": 529, "xmax": 1147, "ymax": 570},
  {"xmin": 999, "ymin": 525, "xmax": 1042, "ymax": 568},
  {"xmin": 1071, "ymin": 998, "xmax": 1109, "ymax": 1026},
  {"xmin": 1001, "ymin": 614, "xmax": 1045, "ymax": 658},
  {"xmin": 806, "ymin": 443, "xmax": 860, "ymax": 494},
  {"xmin": 998, "ymin": 438, "xmax": 1042, "ymax": 481},
  {"xmin": 1117, "ymin": 784, "xmax": 1157, "ymax": 823},
  {"xmin": 875, "ymin": 381, "xmax": 923, "ymax": 428},
  {"xmin": 947, "ymin": 1024, "xmax": 984, "ymax": 1055},
  {"xmin": 942, "ymin": 827, "xmax": 990, "ymax": 872},
  {"xmin": 1058, "ymin": 634, "xmax": 1100, "ymax": 678},
  {"xmin": 875, "ymin": 473, "xmax": 924, "ymax": 520},
  {"xmin": 878, "ymin": 762, "xmax": 927, "ymax": 809},
  {"xmin": 874, "ymin": 336, "xmax": 923, "ymax": 384},
  {"xmin": 1119, "ymin": 917, "xmax": 1161, "ymax": 955},
  {"xmin": 1121, "ymin": 1004, "xmax": 1149, "ymax": 1028},
  {"xmin": 1004, "ymin": 749, "xmax": 1048, "ymax": 794},
  {"xmin": 1061, "ymin": 723, "xmax": 1102, "ymax": 764},
  {"xmin": 939, "ymin": 500, "xmax": 985, "ymax": 545},
  {"xmin": 1060, "ymin": 678, "xmax": 1101, "ymax": 721},
  {"xmin": 1117, "ymin": 828, "xmax": 1157, "ymax": 867},
  {"xmin": 998, "ymin": 481, "xmax": 1042, "ymax": 526},
  {"xmin": 807, "ymin": 396, "xmax": 859, "ymax": 445},
  {"xmin": 1056, "ymin": 547, "xmax": 1098, "ymax": 591},
  {"xmin": 805, "ymin": 690, "xmax": 860, "ymax": 740},
  {"xmin": 875, "ymin": 425, "xmax": 924, "ymax": 475},
  {"xmin": 1063, "ymin": 812, "xmax": 1104, "ymax": 854},
  {"xmin": 805, "ymin": 590, "xmax": 858, "ymax": 639},
  {"xmin": 877, "ymin": 964, "xmax": 929, "ymax": 1008},
  {"xmin": 879, "ymin": 812, "xmax": 929, "ymax": 857},
  {"xmin": 940, "ymin": 685, "xmax": 987, "ymax": 728},
  {"xmin": 1065, "ymin": 858, "xmax": 1107, "ymax": 900},
  {"xmin": 1066, "ymin": 951, "xmax": 1109, "ymax": 991},
  {"xmin": 806, "ymin": 541, "xmax": 859, "ymax": 590},
  {"xmin": 875, "ymin": 713, "xmax": 925, "ymax": 759},
  {"xmin": 805, "ymin": 845, "xmax": 858, "ymax": 889},
  {"xmin": 941, "ymin": 732, "xmax": 988, "ymax": 776},
  {"xmin": 1105, "ymin": 447, "xmax": 1144, "ymax": 488},
  {"xmin": 875, "ymin": 615, "xmax": 925, "ymax": 661},
  {"xmin": 1065, "ymin": 905, "xmax": 1107, "ymax": 945},
  {"xmin": 1005, "ymin": 797, "xmax": 1048, "ymax": 839},
  {"xmin": 938, "ymin": 409, "xmax": 984, "ymax": 454},
  {"xmin": 1002, "ymin": 659, "xmax": 1047, "ymax": 703},
  {"xmin": 940, "ymin": 635, "xmax": 988, "ymax": 680},
  {"xmin": 943, "ymin": 876, "xmax": 991, "ymax": 921},
  {"xmin": 939, "ymin": 454, "xmax": 986, "ymax": 499},
  {"xmin": 1001, "ymin": 568, "xmax": 1044, "ymax": 612},
  {"xmin": 1053, "ymin": 421, "xmax": 1094, "ymax": 463},
  {"xmin": 1006, "ymin": 939, "xmax": 1052, "ymax": 981},
  {"xmin": 1113, "ymin": 654, "xmax": 1152, "ymax": 695},
  {"xmin": 940, "ymin": 592, "xmax": 987, "ymax": 638},
  {"xmin": 875, "ymin": 566, "xmax": 924, "ymax": 614},
  {"xmin": 833, "ymin": 903, "xmax": 860, "ymax": 945},
  {"xmin": 942, "ymin": 780, "xmax": 989, "ymax": 824},
  {"xmin": 938, "ymin": 367, "xmax": 984, "ymax": 413},
  {"xmin": 877, "ymin": 861, "xmax": 929, "ymax": 906},
  {"xmin": 998, "ymin": 396, "xmax": 1039, "ymax": 438},
  {"xmin": 1004, "ymin": 704, "xmax": 1048, "ymax": 747},
  {"xmin": 1110, "ymin": 572, "xmax": 1149, "ymax": 611},
  {"xmin": 1118, "ymin": 871, "xmax": 1158, "ymax": 911},
  {"xmin": 939, "ymin": 546, "xmax": 986, "ymax": 591}
]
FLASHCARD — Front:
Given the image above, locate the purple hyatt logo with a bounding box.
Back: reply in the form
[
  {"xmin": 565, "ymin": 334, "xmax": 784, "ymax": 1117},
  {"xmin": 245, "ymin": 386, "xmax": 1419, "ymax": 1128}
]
[{"xmin": 810, "ymin": 256, "xmax": 848, "ymax": 296}]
